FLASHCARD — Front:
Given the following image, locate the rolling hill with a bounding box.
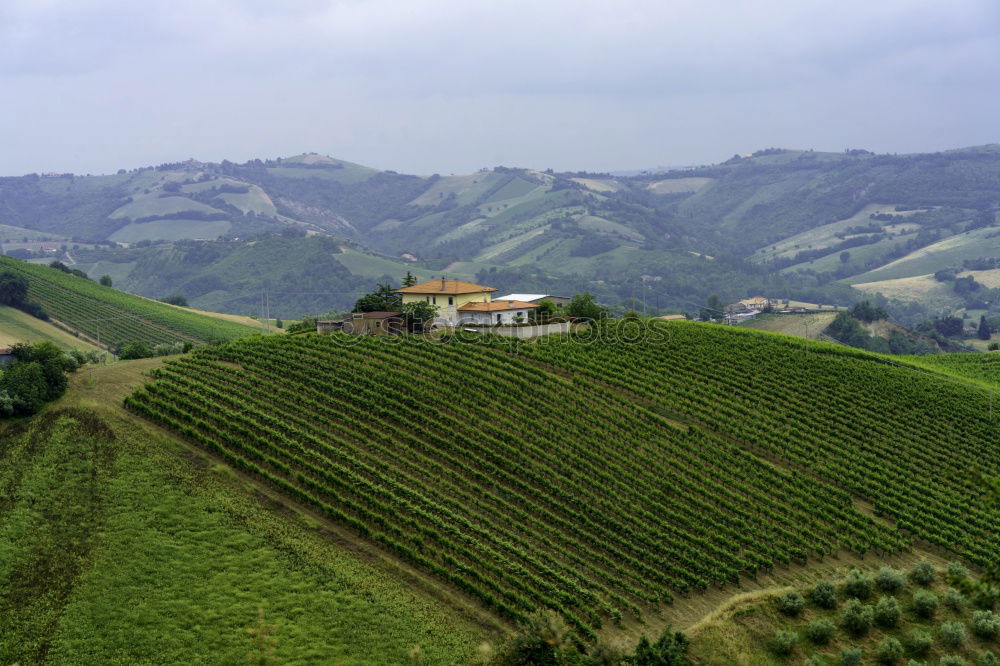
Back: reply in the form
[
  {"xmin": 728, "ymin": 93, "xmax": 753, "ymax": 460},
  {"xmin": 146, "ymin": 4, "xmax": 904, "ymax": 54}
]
[
  {"xmin": 119, "ymin": 322, "xmax": 998, "ymax": 648},
  {"xmin": 0, "ymin": 256, "xmax": 258, "ymax": 347},
  {"xmin": 3, "ymin": 146, "xmax": 999, "ymax": 321}
]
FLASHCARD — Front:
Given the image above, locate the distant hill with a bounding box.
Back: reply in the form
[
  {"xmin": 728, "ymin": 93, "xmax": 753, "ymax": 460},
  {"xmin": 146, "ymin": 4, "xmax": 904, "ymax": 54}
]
[{"xmin": 2, "ymin": 146, "xmax": 999, "ymax": 320}]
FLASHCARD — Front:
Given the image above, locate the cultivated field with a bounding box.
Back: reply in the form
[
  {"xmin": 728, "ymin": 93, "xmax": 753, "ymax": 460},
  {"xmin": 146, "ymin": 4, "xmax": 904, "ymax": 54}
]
[{"xmin": 125, "ymin": 322, "xmax": 999, "ymax": 642}]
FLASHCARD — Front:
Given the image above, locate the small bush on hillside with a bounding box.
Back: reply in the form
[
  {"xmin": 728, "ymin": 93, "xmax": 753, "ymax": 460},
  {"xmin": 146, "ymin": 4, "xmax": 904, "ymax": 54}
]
[
  {"xmin": 812, "ymin": 581, "xmax": 838, "ymax": 609},
  {"xmin": 972, "ymin": 610, "xmax": 1000, "ymax": 640},
  {"xmin": 910, "ymin": 561, "xmax": 936, "ymax": 586},
  {"xmin": 947, "ymin": 561, "xmax": 970, "ymax": 580},
  {"xmin": 844, "ymin": 569, "xmax": 875, "ymax": 599},
  {"xmin": 842, "ymin": 599, "xmax": 874, "ymax": 636},
  {"xmin": 945, "ymin": 588, "xmax": 967, "ymax": 612},
  {"xmin": 807, "ymin": 618, "xmax": 837, "ymax": 645},
  {"xmin": 907, "ymin": 661, "xmax": 927, "ymax": 666},
  {"xmin": 905, "ymin": 628, "xmax": 933, "ymax": 657},
  {"xmin": 974, "ymin": 587, "xmax": 1000, "ymax": 611},
  {"xmin": 771, "ymin": 630, "xmax": 798, "ymax": 656},
  {"xmin": 840, "ymin": 647, "xmax": 862, "ymax": 666},
  {"xmin": 978, "ymin": 651, "xmax": 999, "ymax": 666},
  {"xmin": 877, "ymin": 567, "xmax": 906, "ymax": 594},
  {"xmin": 913, "ymin": 590, "xmax": 939, "ymax": 619},
  {"xmin": 876, "ymin": 637, "xmax": 904, "ymax": 664},
  {"xmin": 875, "ymin": 595, "xmax": 902, "ymax": 628},
  {"xmin": 120, "ymin": 341, "xmax": 153, "ymax": 360},
  {"xmin": 939, "ymin": 621, "xmax": 966, "ymax": 648},
  {"xmin": 778, "ymin": 591, "xmax": 806, "ymax": 617},
  {"xmin": 805, "ymin": 656, "xmax": 829, "ymax": 666},
  {"xmin": 940, "ymin": 657, "xmax": 966, "ymax": 666}
]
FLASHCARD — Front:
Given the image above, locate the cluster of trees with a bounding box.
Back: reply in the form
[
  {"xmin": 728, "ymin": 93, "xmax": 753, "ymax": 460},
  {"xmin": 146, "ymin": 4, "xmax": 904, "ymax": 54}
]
[
  {"xmin": 824, "ymin": 301, "xmax": 934, "ymax": 354},
  {"xmin": 0, "ymin": 342, "xmax": 93, "ymax": 416}
]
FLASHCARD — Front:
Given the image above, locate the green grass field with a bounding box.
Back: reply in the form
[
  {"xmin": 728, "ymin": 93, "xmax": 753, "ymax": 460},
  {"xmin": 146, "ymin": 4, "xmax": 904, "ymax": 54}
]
[
  {"xmin": 0, "ymin": 305, "xmax": 103, "ymax": 352},
  {"xmin": 0, "ymin": 373, "xmax": 486, "ymax": 665},
  {"xmin": 109, "ymin": 195, "xmax": 221, "ymax": 220},
  {"xmin": 847, "ymin": 225, "xmax": 1000, "ymax": 284}
]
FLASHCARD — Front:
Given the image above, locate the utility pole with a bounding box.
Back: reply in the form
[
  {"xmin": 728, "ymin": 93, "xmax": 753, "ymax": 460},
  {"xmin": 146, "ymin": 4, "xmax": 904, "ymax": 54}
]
[
  {"xmin": 265, "ymin": 289, "xmax": 271, "ymax": 334},
  {"xmin": 261, "ymin": 290, "xmax": 266, "ymax": 335}
]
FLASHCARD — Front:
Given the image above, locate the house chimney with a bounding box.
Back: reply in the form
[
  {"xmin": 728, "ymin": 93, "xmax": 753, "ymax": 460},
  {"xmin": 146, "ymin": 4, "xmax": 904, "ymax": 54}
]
[{"xmin": 440, "ymin": 276, "xmax": 446, "ymax": 290}]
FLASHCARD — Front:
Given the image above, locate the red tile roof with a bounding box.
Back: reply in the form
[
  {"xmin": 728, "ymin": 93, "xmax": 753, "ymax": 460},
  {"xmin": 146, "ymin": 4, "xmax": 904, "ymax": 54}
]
[
  {"xmin": 396, "ymin": 279, "xmax": 496, "ymax": 295},
  {"xmin": 458, "ymin": 300, "xmax": 539, "ymax": 312}
]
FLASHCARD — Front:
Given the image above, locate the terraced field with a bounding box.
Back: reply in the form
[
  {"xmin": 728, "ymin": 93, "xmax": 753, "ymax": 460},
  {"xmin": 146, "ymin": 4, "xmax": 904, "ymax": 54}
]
[
  {"xmin": 125, "ymin": 322, "xmax": 999, "ymax": 637},
  {"xmin": 0, "ymin": 256, "xmax": 255, "ymax": 347}
]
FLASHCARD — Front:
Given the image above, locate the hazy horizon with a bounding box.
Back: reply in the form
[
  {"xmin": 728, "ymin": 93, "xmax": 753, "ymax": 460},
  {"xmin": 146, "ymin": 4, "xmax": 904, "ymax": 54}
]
[{"xmin": 2, "ymin": 0, "xmax": 998, "ymax": 177}]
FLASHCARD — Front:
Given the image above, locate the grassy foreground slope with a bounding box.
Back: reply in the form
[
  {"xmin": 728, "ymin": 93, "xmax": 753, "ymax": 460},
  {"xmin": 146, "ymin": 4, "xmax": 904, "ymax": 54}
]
[
  {"xmin": 0, "ymin": 372, "xmax": 484, "ymax": 665},
  {"xmin": 0, "ymin": 256, "xmax": 255, "ymax": 346},
  {"xmin": 126, "ymin": 323, "xmax": 999, "ymax": 639},
  {"xmin": 0, "ymin": 305, "xmax": 102, "ymax": 352}
]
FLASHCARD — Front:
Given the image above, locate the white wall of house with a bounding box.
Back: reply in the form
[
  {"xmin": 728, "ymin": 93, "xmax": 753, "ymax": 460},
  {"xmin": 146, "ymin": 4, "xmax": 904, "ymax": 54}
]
[{"xmin": 459, "ymin": 309, "xmax": 531, "ymax": 325}]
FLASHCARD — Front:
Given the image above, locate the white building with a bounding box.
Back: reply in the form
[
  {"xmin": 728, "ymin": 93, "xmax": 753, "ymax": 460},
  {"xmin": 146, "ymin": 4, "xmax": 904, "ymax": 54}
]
[
  {"xmin": 493, "ymin": 293, "xmax": 571, "ymax": 308},
  {"xmin": 458, "ymin": 299, "xmax": 539, "ymax": 325}
]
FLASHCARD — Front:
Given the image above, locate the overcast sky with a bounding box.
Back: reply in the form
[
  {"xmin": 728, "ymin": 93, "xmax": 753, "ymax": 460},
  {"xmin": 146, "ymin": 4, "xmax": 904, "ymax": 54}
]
[{"xmin": 2, "ymin": 0, "xmax": 998, "ymax": 176}]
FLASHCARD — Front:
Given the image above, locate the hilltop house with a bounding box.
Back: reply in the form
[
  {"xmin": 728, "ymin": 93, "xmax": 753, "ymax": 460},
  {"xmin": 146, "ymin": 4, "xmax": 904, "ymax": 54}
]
[{"xmin": 396, "ymin": 279, "xmax": 496, "ymax": 327}]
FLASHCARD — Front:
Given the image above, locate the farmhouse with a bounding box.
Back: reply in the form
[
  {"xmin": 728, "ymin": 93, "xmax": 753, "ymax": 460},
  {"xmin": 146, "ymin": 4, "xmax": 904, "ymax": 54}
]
[
  {"xmin": 458, "ymin": 300, "xmax": 539, "ymax": 325},
  {"xmin": 493, "ymin": 293, "xmax": 571, "ymax": 308},
  {"xmin": 396, "ymin": 278, "xmax": 496, "ymax": 327}
]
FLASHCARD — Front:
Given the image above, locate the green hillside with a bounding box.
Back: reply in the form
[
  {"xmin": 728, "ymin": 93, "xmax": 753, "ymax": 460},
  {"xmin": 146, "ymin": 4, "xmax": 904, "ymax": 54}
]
[
  {"xmin": 0, "ymin": 256, "xmax": 257, "ymax": 347},
  {"xmin": 123, "ymin": 323, "xmax": 999, "ymax": 642},
  {"xmin": 0, "ymin": 305, "xmax": 103, "ymax": 352},
  {"xmin": 0, "ymin": 383, "xmax": 484, "ymax": 665},
  {"xmin": 3, "ymin": 146, "xmax": 1000, "ymax": 319}
]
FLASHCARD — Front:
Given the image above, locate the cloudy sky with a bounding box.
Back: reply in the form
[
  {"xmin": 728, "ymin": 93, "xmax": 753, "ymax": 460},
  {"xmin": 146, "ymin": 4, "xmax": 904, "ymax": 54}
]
[{"xmin": 1, "ymin": 0, "xmax": 998, "ymax": 175}]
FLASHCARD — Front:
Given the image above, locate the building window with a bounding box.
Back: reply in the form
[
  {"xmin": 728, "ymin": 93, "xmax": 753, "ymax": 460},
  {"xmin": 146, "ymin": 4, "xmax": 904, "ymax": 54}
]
[
  {"xmin": 432, "ymin": 296, "xmax": 437, "ymax": 305},
  {"xmin": 496, "ymin": 313, "xmax": 501, "ymax": 323},
  {"xmin": 425, "ymin": 296, "xmax": 429, "ymax": 304},
  {"xmin": 448, "ymin": 296, "xmax": 453, "ymax": 305}
]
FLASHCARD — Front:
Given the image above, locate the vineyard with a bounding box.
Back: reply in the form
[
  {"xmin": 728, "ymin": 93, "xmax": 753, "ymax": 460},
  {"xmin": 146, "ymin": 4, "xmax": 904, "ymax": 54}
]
[
  {"xmin": 0, "ymin": 256, "xmax": 255, "ymax": 347},
  {"xmin": 122, "ymin": 324, "xmax": 999, "ymax": 636}
]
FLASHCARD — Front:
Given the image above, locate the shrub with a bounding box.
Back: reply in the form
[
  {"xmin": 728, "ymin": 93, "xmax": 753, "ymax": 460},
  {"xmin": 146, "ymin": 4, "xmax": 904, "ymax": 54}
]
[
  {"xmin": 877, "ymin": 637, "xmax": 904, "ymax": 664},
  {"xmin": 910, "ymin": 561, "xmax": 936, "ymax": 586},
  {"xmin": 947, "ymin": 561, "xmax": 970, "ymax": 580},
  {"xmin": 945, "ymin": 588, "xmax": 966, "ymax": 612},
  {"xmin": 840, "ymin": 647, "xmax": 862, "ymax": 666},
  {"xmin": 913, "ymin": 590, "xmax": 939, "ymax": 619},
  {"xmin": 772, "ymin": 630, "xmax": 798, "ymax": 656},
  {"xmin": 813, "ymin": 581, "xmax": 838, "ymax": 609},
  {"xmin": 939, "ymin": 621, "xmax": 966, "ymax": 649},
  {"xmin": 906, "ymin": 628, "xmax": 933, "ymax": 657},
  {"xmin": 973, "ymin": 586, "xmax": 1000, "ymax": 611},
  {"xmin": 807, "ymin": 618, "xmax": 836, "ymax": 645},
  {"xmin": 805, "ymin": 657, "xmax": 828, "ymax": 666},
  {"xmin": 120, "ymin": 341, "xmax": 153, "ymax": 360},
  {"xmin": 778, "ymin": 591, "xmax": 806, "ymax": 617},
  {"xmin": 844, "ymin": 569, "xmax": 875, "ymax": 599},
  {"xmin": 875, "ymin": 595, "xmax": 902, "ymax": 628},
  {"xmin": 877, "ymin": 567, "xmax": 906, "ymax": 594},
  {"xmin": 842, "ymin": 599, "xmax": 874, "ymax": 636},
  {"xmin": 978, "ymin": 652, "xmax": 999, "ymax": 666},
  {"xmin": 907, "ymin": 662, "xmax": 927, "ymax": 666},
  {"xmin": 972, "ymin": 610, "xmax": 1000, "ymax": 640},
  {"xmin": 939, "ymin": 657, "xmax": 966, "ymax": 666}
]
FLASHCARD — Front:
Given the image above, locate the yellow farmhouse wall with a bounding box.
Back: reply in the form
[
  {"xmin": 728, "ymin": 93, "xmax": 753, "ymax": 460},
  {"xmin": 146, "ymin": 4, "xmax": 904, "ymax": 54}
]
[{"xmin": 401, "ymin": 291, "xmax": 492, "ymax": 324}]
